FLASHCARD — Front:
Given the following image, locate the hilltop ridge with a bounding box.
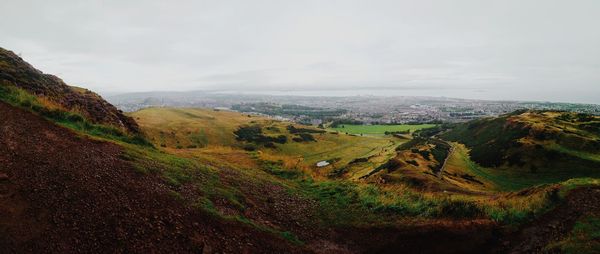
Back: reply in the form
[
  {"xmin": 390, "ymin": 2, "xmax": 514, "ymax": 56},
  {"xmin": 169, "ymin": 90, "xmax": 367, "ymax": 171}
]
[{"xmin": 0, "ymin": 47, "xmax": 139, "ymax": 133}]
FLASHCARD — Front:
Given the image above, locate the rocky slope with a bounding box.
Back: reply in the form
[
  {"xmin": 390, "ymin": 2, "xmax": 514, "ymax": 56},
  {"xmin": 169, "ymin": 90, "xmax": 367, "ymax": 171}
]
[
  {"xmin": 0, "ymin": 47, "xmax": 138, "ymax": 133},
  {"xmin": 0, "ymin": 101, "xmax": 302, "ymax": 253}
]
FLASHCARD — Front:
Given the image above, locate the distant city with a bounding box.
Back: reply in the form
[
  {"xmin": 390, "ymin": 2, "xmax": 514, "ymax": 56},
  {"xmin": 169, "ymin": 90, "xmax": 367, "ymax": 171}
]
[{"xmin": 108, "ymin": 91, "xmax": 600, "ymax": 125}]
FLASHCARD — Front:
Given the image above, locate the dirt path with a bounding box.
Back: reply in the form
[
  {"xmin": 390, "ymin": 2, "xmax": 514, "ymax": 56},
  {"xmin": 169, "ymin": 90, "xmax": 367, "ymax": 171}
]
[
  {"xmin": 3, "ymin": 101, "xmax": 596, "ymax": 253},
  {"xmin": 0, "ymin": 102, "xmax": 303, "ymax": 253},
  {"xmin": 438, "ymin": 143, "xmax": 455, "ymax": 178},
  {"xmin": 496, "ymin": 187, "xmax": 600, "ymax": 253}
]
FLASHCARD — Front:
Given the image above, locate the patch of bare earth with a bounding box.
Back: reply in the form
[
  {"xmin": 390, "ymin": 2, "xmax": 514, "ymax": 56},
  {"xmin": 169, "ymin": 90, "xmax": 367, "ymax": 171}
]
[
  {"xmin": 4, "ymin": 100, "xmax": 590, "ymax": 253},
  {"xmin": 0, "ymin": 102, "xmax": 304, "ymax": 253},
  {"xmin": 497, "ymin": 187, "xmax": 600, "ymax": 253}
]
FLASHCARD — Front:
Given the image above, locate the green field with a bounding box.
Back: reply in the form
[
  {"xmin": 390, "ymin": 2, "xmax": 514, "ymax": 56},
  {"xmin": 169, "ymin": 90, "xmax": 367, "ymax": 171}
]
[{"xmin": 329, "ymin": 124, "xmax": 436, "ymax": 135}]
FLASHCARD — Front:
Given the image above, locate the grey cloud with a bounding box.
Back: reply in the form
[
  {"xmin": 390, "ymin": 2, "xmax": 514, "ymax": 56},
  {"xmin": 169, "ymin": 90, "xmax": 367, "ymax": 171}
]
[{"xmin": 0, "ymin": 0, "xmax": 598, "ymax": 103}]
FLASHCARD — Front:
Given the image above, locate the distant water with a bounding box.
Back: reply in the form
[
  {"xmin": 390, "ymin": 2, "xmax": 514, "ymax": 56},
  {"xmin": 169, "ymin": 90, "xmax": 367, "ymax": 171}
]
[
  {"xmin": 214, "ymin": 88, "xmax": 598, "ymax": 104},
  {"xmin": 217, "ymin": 88, "xmax": 487, "ymax": 98}
]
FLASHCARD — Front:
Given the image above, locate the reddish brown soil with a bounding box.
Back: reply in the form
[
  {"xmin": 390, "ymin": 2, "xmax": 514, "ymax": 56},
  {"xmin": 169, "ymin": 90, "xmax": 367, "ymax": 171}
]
[
  {"xmin": 497, "ymin": 187, "xmax": 600, "ymax": 253},
  {"xmin": 0, "ymin": 101, "xmax": 304, "ymax": 253},
  {"xmin": 195, "ymin": 160, "xmax": 505, "ymax": 253},
  {"xmin": 0, "ymin": 48, "xmax": 139, "ymax": 133},
  {"xmin": 330, "ymin": 219, "xmax": 499, "ymax": 254},
  {"xmin": 3, "ymin": 100, "xmax": 596, "ymax": 253},
  {"xmin": 0, "ymin": 101, "xmax": 506, "ymax": 253}
]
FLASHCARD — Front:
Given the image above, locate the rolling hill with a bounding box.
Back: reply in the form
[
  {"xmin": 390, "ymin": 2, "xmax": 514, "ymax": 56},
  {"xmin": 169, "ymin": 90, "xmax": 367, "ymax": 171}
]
[
  {"xmin": 441, "ymin": 111, "xmax": 600, "ymax": 190},
  {"xmin": 130, "ymin": 107, "xmax": 401, "ymax": 180},
  {"xmin": 1, "ymin": 47, "xmax": 600, "ymax": 253}
]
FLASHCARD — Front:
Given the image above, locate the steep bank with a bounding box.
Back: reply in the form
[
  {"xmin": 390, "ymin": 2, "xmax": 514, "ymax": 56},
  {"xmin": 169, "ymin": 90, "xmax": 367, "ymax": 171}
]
[
  {"xmin": 0, "ymin": 47, "xmax": 138, "ymax": 133},
  {"xmin": 0, "ymin": 101, "xmax": 302, "ymax": 253}
]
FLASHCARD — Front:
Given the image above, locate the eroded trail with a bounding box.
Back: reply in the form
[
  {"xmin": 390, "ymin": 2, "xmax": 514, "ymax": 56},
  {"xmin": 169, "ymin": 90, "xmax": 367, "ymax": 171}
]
[
  {"xmin": 0, "ymin": 102, "xmax": 302, "ymax": 253},
  {"xmin": 437, "ymin": 142, "xmax": 455, "ymax": 179},
  {"xmin": 498, "ymin": 187, "xmax": 600, "ymax": 253}
]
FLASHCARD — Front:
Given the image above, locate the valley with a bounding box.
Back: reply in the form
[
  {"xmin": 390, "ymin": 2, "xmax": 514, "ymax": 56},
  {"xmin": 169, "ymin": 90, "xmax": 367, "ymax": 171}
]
[{"xmin": 1, "ymin": 47, "xmax": 600, "ymax": 253}]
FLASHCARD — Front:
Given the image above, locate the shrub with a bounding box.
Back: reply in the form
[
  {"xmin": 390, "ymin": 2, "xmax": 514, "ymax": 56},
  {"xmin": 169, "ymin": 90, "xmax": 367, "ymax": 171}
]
[
  {"xmin": 417, "ymin": 150, "xmax": 431, "ymax": 160},
  {"xmin": 406, "ymin": 160, "xmax": 419, "ymax": 166},
  {"xmin": 243, "ymin": 144, "xmax": 257, "ymax": 151},
  {"xmin": 234, "ymin": 125, "xmax": 263, "ymax": 142},
  {"xmin": 234, "ymin": 125, "xmax": 288, "ymax": 145},
  {"xmin": 396, "ymin": 137, "xmax": 426, "ymax": 151},
  {"xmin": 274, "ymin": 135, "xmax": 287, "ymax": 144},
  {"xmin": 431, "ymin": 199, "xmax": 483, "ymax": 218},
  {"xmin": 260, "ymin": 160, "xmax": 301, "ymax": 179},
  {"xmin": 429, "ymin": 142, "xmax": 451, "ymax": 172},
  {"xmin": 349, "ymin": 157, "xmax": 369, "ymax": 164},
  {"xmin": 287, "ymin": 125, "xmax": 325, "ymax": 134},
  {"xmin": 298, "ymin": 133, "xmax": 316, "ymax": 142}
]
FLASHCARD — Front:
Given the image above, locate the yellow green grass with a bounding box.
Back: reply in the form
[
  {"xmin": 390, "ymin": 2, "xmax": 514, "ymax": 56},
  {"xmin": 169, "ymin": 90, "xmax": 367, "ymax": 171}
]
[
  {"xmin": 6, "ymin": 55, "xmax": 600, "ymax": 248},
  {"xmin": 131, "ymin": 107, "xmax": 404, "ymax": 178},
  {"xmin": 545, "ymin": 215, "xmax": 600, "ymax": 253},
  {"xmin": 127, "ymin": 106, "xmax": 600, "ymax": 228},
  {"xmin": 131, "ymin": 107, "xmax": 260, "ymax": 148},
  {"xmin": 329, "ymin": 124, "xmax": 436, "ymax": 136},
  {"xmin": 437, "ymin": 143, "xmax": 497, "ymax": 192},
  {"xmin": 446, "ymin": 144, "xmax": 600, "ymax": 191},
  {"xmin": 547, "ymin": 142, "xmax": 600, "ymax": 162}
]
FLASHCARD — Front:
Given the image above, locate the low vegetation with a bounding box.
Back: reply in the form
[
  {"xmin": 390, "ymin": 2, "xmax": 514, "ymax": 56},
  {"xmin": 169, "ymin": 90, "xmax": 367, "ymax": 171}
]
[
  {"xmin": 5, "ymin": 45, "xmax": 600, "ymax": 252},
  {"xmin": 6, "ymin": 84, "xmax": 598, "ymax": 248},
  {"xmin": 546, "ymin": 215, "xmax": 600, "ymax": 253},
  {"xmin": 329, "ymin": 123, "xmax": 437, "ymax": 135},
  {"xmin": 234, "ymin": 125, "xmax": 287, "ymax": 145},
  {"xmin": 0, "ymin": 84, "xmax": 150, "ymax": 146},
  {"xmin": 6, "ymin": 88, "xmax": 600, "ymax": 249},
  {"xmin": 442, "ymin": 111, "xmax": 600, "ymax": 186}
]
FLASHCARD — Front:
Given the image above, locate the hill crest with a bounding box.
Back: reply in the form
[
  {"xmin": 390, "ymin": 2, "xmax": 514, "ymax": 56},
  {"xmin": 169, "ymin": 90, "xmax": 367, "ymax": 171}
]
[{"xmin": 0, "ymin": 47, "xmax": 139, "ymax": 133}]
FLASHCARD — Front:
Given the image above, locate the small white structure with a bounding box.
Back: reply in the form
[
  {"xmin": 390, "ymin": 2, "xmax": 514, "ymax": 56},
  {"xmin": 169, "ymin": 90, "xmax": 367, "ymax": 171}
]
[{"xmin": 316, "ymin": 161, "xmax": 330, "ymax": 167}]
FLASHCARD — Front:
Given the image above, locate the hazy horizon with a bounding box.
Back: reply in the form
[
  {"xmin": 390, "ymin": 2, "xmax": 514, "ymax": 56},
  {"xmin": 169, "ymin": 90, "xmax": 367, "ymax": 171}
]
[
  {"xmin": 106, "ymin": 88, "xmax": 600, "ymax": 105},
  {"xmin": 2, "ymin": 0, "xmax": 599, "ymax": 104}
]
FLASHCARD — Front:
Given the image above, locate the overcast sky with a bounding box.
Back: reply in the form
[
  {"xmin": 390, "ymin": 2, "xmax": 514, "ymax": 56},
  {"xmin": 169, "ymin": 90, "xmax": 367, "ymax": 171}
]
[{"xmin": 1, "ymin": 0, "xmax": 599, "ymax": 103}]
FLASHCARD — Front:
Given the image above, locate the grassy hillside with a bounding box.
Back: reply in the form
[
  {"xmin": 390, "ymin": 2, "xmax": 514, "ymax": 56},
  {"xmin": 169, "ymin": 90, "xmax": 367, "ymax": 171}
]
[
  {"xmin": 441, "ymin": 111, "xmax": 600, "ymax": 188},
  {"xmin": 546, "ymin": 215, "xmax": 600, "ymax": 253},
  {"xmin": 0, "ymin": 47, "xmax": 139, "ymax": 133},
  {"xmin": 131, "ymin": 107, "xmax": 401, "ymax": 179},
  {"xmin": 131, "ymin": 107, "xmax": 257, "ymax": 148},
  {"xmin": 5, "ymin": 93, "xmax": 600, "ymax": 251},
  {"xmin": 4, "ymin": 83, "xmax": 600, "ymax": 251},
  {"xmin": 0, "ymin": 84, "xmax": 149, "ymax": 146},
  {"xmin": 4, "ymin": 47, "xmax": 600, "ymax": 252},
  {"xmin": 129, "ymin": 107, "xmax": 598, "ymax": 223}
]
